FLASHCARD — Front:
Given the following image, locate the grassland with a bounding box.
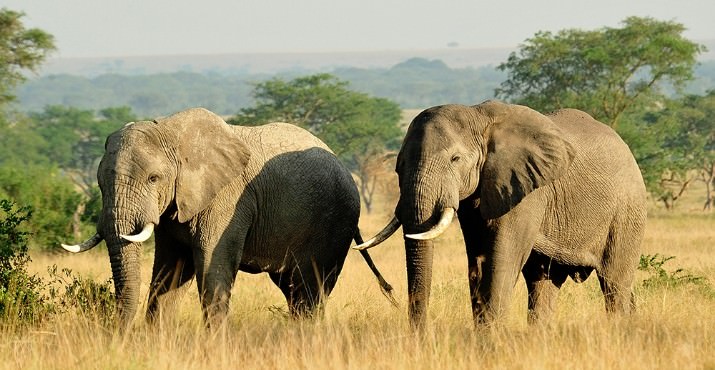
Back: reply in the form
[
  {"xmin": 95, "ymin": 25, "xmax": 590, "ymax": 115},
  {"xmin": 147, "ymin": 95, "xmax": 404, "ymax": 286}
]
[{"xmin": 6, "ymin": 192, "xmax": 715, "ymax": 370}]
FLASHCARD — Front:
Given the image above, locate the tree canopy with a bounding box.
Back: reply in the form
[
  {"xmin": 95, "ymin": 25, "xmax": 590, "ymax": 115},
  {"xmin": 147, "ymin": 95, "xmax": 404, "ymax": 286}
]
[
  {"xmin": 0, "ymin": 8, "xmax": 55, "ymax": 111},
  {"xmin": 496, "ymin": 17, "xmax": 705, "ymax": 128},
  {"xmin": 230, "ymin": 73, "xmax": 403, "ymax": 212},
  {"xmin": 231, "ymin": 73, "xmax": 402, "ymax": 164},
  {"xmin": 621, "ymin": 91, "xmax": 715, "ymax": 209}
]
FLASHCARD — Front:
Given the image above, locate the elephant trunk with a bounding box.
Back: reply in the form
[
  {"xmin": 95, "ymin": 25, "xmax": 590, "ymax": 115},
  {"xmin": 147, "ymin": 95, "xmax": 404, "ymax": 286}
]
[
  {"xmin": 405, "ymin": 238, "xmax": 434, "ymax": 330},
  {"xmin": 398, "ymin": 169, "xmax": 448, "ymax": 330},
  {"xmin": 105, "ymin": 220, "xmax": 143, "ymax": 330}
]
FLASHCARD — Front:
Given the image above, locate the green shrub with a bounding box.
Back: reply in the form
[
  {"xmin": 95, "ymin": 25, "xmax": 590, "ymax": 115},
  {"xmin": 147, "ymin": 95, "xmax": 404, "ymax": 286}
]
[
  {"xmin": 0, "ymin": 199, "xmax": 115, "ymax": 329},
  {"xmin": 47, "ymin": 265, "xmax": 115, "ymax": 325},
  {"xmin": 638, "ymin": 254, "xmax": 715, "ymax": 298},
  {"xmin": 0, "ymin": 199, "xmax": 54, "ymax": 326}
]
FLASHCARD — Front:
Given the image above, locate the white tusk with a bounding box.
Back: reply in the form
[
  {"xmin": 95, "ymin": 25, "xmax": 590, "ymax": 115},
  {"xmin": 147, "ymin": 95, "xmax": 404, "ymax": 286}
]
[
  {"xmin": 353, "ymin": 216, "xmax": 401, "ymax": 251},
  {"xmin": 405, "ymin": 208, "xmax": 455, "ymax": 240},
  {"xmin": 120, "ymin": 223, "xmax": 155, "ymax": 243},
  {"xmin": 61, "ymin": 233, "xmax": 103, "ymax": 253}
]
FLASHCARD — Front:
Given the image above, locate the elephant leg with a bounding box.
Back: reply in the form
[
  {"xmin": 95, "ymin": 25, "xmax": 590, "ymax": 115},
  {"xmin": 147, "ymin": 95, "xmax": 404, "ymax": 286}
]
[
  {"xmin": 146, "ymin": 232, "xmax": 195, "ymax": 324},
  {"xmin": 481, "ymin": 208, "xmax": 542, "ymax": 323},
  {"xmin": 522, "ymin": 252, "xmax": 567, "ymax": 325},
  {"xmin": 458, "ymin": 206, "xmax": 489, "ymax": 324},
  {"xmin": 270, "ymin": 260, "xmax": 331, "ymax": 319},
  {"xmin": 194, "ymin": 257, "xmax": 238, "ymax": 327},
  {"xmin": 193, "ymin": 240, "xmax": 244, "ymax": 327},
  {"xmin": 597, "ymin": 213, "xmax": 644, "ymax": 314}
]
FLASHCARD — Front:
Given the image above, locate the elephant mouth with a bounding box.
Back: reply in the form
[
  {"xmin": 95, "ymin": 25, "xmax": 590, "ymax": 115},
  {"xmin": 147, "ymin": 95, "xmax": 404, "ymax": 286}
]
[{"xmin": 353, "ymin": 208, "xmax": 456, "ymax": 250}]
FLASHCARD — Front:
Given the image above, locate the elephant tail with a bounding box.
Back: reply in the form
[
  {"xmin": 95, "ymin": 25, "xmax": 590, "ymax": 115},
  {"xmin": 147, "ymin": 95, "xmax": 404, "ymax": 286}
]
[{"xmin": 355, "ymin": 231, "xmax": 399, "ymax": 308}]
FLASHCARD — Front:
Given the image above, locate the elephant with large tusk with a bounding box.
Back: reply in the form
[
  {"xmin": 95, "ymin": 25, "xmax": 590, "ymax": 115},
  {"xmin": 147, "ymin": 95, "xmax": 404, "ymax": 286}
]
[
  {"xmin": 63, "ymin": 107, "xmax": 393, "ymax": 329},
  {"xmin": 357, "ymin": 100, "xmax": 647, "ymax": 330}
]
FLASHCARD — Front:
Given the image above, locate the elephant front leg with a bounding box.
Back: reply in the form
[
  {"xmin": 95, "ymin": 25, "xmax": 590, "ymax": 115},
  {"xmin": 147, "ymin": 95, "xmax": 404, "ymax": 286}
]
[
  {"xmin": 194, "ymin": 255, "xmax": 238, "ymax": 328},
  {"xmin": 522, "ymin": 252, "xmax": 567, "ymax": 325},
  {"xmin": 467, "ymin": 251, "xmax": 488, "ymax": 324},
  {"xmin": 459, "ymin": 207, "xmax": 490, "ymax": 325},
  {"xmin": 146, "ymin": 234, "xmax": 195, "ymax": 325}
]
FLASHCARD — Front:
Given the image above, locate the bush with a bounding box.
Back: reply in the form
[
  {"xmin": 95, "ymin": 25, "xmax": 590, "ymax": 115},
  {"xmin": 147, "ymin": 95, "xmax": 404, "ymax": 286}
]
[
  {"xmin": 47, "ymin": 266, "xmax": 115, "ymax": 325},
  {"xmin": 0, "ymin": 199, "xmax": 116, "ymax": 329},
  {"xmin": 0, "ymin": 199, "xmax": 53, "ymax": 326},
  {"xmin": 638, "ymin": 254, "xmax": 715, "ymax": 298}
]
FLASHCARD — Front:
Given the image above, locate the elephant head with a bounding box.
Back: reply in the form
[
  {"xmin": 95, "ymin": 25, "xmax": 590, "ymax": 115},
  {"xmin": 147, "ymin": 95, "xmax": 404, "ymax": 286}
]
[
  {"xmin": 356, "ymin": 100, "xmax": 575, "ymax": 329},
  {"xmin": 62, "ymin": 108, "xmax": 250, "ymax": 328}
]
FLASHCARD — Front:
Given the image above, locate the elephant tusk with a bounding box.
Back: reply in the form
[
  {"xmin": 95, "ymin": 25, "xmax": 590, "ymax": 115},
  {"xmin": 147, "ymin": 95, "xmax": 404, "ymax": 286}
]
[
  {"xmin": 353, "ymin": 216, "xmax": 401, "ymax": 250},
  {"xmin": 120, "ymin": 223, "xmax": 155, "ymax": 243},
  {"xmin": 405, "ymin": 208, "xmax": 455, "ymax": 241},
  {"xmin": 61, "ymin": 233, "xmax": 103, "ymax": 253}
]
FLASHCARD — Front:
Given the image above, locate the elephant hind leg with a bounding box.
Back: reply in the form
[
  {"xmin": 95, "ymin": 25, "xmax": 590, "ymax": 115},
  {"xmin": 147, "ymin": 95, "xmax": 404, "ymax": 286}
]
[
  {"xmin": 597, "ymin": 274, "xmax": 637, "ymax": 314},
  {"xmin": 522, "ymin": 252, "xmax": 568, "ymax": 325},
  {"xmin": 270, "ymin": 261, "xmax": 342, "ymax": 319},
  {"xmin": 597, "ymin": 212, "xmax": 645, "ymax": 314}
]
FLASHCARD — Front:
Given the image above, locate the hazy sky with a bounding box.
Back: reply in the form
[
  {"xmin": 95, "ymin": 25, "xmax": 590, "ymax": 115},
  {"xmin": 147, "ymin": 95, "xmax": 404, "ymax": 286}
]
[{"xmin": 4, "ymin": 0, "xmax": 714, "ymax": 58}]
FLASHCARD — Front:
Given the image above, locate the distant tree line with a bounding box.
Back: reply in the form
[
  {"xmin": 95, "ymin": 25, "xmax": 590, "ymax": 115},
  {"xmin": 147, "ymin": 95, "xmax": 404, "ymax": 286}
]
[{"xmin": 14, "ymin": 59, "xmax": 506, "ymax": 116}]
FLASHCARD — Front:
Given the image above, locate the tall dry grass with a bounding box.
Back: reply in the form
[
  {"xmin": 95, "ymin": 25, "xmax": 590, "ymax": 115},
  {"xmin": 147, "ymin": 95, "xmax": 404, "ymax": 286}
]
[{"xmin": 8, "ymin": 195, "xmax": 715, "ymax": 369}]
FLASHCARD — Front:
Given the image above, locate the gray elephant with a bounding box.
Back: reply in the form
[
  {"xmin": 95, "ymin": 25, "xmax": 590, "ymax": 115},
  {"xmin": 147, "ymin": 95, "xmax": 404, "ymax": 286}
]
[
  {"xmin": 62, "ymin": 107, "xmax": 392, "ymax": 328},
  {"xmin": 357, "ymin": 100, "xmax": 647, "ymax": 329}
]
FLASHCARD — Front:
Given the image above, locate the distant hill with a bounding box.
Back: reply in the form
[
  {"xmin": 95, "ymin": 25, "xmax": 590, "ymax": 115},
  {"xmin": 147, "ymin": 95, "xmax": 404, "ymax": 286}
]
[
  {"xmin": 38, "ymin": 48, "xmax": 514, "ymax": 77},
  {"xmin": 36, "ymin": 40, "xmax": 715, "ymax": 77}
]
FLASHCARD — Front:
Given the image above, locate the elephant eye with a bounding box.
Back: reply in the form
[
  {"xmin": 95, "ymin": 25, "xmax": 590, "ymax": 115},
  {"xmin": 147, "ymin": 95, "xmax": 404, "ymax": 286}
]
[
  {"xmin": 451, "ymin": 155, "xmax": 461, "ymax": 163},
  {"xmin": 148, "ymin": 174, "xmax": 160, "ymax": 183}
]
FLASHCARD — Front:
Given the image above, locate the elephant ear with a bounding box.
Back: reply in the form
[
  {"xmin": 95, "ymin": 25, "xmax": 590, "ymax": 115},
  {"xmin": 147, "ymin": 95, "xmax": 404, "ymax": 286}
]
[
  {"xmin": 478, "ymin": 103, "xmax": 575, "ymax": 219},
  {"xmin": 159, "ymin": 108, "xmax": 251, "ymax": 223}
]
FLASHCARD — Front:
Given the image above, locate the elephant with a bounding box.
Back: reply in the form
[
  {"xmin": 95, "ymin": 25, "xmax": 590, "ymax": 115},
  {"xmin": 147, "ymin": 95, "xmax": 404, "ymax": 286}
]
[
  {"xmin": 62, "ymin": 107, "xmax": 392, "ymax": 329},
  {"xmin": 356, "ymin": 100, "xmax": 647, "ymax": 329}
]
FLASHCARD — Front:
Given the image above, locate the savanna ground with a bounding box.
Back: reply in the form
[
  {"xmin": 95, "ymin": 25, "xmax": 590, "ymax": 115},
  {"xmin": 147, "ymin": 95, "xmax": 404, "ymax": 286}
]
[{"xmin": 5, "ymin": 182, "xmax": 715, "ymax": 370}]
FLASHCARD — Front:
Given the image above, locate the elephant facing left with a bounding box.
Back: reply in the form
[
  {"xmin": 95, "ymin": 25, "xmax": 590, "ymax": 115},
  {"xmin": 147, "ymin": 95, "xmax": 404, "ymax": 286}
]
[{"xmin": 62, "ymin": 107, "xmax": 390, "ymax": 329}]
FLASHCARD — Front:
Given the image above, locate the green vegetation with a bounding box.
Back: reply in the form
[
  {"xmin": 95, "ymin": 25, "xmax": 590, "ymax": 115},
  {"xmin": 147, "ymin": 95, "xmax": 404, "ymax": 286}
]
[
  {"xmin": 638, "ymin": 254, "xmax": 714, "ymax": 298},
  {"xmin": 0, "ymin": 199, "xmax": 115, "ymax": 327},
  {"xmin": 622, "ymin": 92, "xmax": 715, "ymax": 209},
  {"xmin": 0, "ymin": 199, "xmax": 48, "ymax": 325},
  {"xmin": 496, "ymin": 17, "xmax": 705, "ymax": 129}
]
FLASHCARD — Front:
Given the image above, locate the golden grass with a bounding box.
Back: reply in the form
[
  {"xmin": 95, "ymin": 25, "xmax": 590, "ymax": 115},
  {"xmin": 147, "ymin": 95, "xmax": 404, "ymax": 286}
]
[{"xmin": 9, "ymin": 201, "xmax": 715, "ymax": 369}]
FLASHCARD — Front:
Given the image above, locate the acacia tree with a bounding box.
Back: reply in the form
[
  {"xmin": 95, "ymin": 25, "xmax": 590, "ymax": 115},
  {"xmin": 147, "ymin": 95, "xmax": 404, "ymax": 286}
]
[
  {"xmin": 496, "ymin": 17, "xmax": 705, "ymax": 128},
  {"xmin": 230, "ymin": 73, "xmax": 403, "ymax": 212},
  {"xmin": 0, "ymin": 8, "xmax": 55, "ymax": 111},
  {"xmin": 619, "ymin": 91, "xmax": 715, "ymax": 210}
]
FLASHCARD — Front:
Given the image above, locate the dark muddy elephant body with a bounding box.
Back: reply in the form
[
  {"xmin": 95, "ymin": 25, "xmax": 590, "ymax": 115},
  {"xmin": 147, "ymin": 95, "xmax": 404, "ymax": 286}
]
[
  {"xmin": 359, "ymin": 101, "xmax": 647, "ymax": 329},
  {"xmin": 64, "ymin": 108, "xmax": 388, "ymax": 328}
]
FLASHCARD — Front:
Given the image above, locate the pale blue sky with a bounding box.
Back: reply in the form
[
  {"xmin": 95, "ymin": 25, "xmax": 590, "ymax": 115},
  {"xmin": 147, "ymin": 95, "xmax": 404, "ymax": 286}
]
[{"xmin": 4, "ymin": 0, "xmax": 714, "ymax": 58}]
